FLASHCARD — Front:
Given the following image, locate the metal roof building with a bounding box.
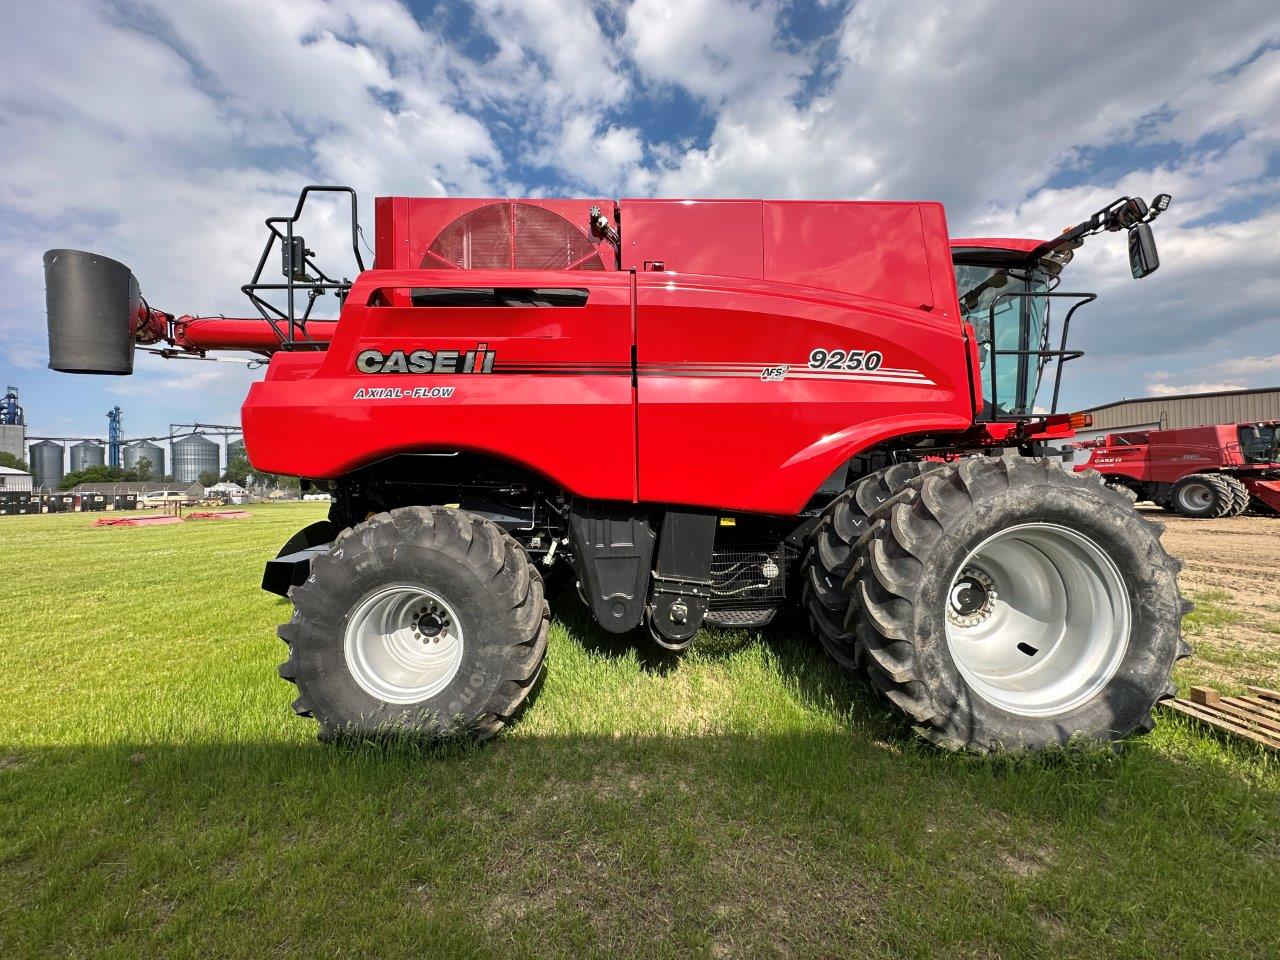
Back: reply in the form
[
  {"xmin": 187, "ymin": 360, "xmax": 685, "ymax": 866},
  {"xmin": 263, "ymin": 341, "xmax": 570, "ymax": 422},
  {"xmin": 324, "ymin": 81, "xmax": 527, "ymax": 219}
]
[
  {"xmin": 0, "ymin": 465, "xmax": 33, "ymax": 492},
  {"xmin": 1080, "ymin": 386, "xmax": 1280, "ymax": 433}
]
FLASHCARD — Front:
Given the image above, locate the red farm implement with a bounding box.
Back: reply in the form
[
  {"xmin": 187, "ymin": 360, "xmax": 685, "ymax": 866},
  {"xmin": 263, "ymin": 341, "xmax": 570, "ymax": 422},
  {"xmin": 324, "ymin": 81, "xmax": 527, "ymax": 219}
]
[
  {"xmin": 44, "ymin": 186, "xmax": 1189, "ymax": 752},
  {"xmin": 1076, "ymin": 422, "xmax": 1280, "ymax": 517}
]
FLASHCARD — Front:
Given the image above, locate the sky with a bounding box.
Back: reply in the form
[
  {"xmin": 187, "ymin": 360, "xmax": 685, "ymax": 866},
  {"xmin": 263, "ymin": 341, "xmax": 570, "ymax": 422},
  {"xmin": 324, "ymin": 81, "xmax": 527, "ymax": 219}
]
[{"xmin": 1, "ymin": 0, "xmax": 1278, "ymax": 445}]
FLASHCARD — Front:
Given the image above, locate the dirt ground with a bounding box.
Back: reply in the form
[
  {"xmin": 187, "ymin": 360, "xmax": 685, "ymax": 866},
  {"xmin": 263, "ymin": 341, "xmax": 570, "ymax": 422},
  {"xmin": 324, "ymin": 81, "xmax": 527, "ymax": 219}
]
[{"xmin": 1143, "ymin": 506, "xmax": 1280, "ymax": 690}]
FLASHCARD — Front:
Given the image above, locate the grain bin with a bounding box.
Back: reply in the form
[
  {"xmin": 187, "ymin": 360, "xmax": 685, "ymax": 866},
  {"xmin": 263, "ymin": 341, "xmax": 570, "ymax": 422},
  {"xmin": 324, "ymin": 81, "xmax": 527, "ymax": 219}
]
[
  {"xmin": 28, "ymin": 440, "xmax": 63, "ymax": 491},
  {"xmin": 69, "ymin": 440, "xmax": 106, "ymax": 472},
  {"xmin": 226, "ymin": 438, "xmax": 246, "ymax": 463},
  {"xmin": 124, "ymin": 440, "xmax": 166, "ymax": 478},
  {"xmin": 172, "ymin": 434, "xmax": 219, "ymax": 483}
]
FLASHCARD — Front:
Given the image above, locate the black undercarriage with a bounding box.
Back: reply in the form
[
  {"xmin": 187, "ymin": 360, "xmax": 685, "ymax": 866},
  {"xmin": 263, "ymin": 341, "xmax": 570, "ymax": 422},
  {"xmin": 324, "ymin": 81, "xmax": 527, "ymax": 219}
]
[{"xmin": 271, "ymin": 452, "xmax": 863, "ymax": 646}]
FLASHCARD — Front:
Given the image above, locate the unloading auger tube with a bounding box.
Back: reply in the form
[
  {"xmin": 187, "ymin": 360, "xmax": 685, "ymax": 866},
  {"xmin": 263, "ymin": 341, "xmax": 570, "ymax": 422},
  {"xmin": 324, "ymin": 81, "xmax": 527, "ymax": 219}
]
[{"xmin": 42, "ymin": 185, "xmax": 1188, "ymax": 750}]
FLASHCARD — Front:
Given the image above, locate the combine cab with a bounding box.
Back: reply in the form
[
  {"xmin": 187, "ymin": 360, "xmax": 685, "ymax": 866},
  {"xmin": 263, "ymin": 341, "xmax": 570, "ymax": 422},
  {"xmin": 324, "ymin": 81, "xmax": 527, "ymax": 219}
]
[
  {"xmin": 43, "ymin": 187, "xmax": 1191, "ymax": 753},
  {"xmin": 1077, "ymin": 422, "xmax": 1280, "ymax": 517}
]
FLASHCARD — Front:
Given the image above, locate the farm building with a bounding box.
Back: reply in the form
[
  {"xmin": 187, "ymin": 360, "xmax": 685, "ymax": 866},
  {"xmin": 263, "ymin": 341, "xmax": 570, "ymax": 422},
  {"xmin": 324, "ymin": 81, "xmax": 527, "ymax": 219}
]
[
  {"xmin": 1080, "ymin": 386, "xmax": 1280, "ymax": 433},
  {"xmin": 0, "ymin": 465, "xmax": 34, "ymax": 492},
  {"xmin": 1068, "ymin": 386, "xmax": 1280, "ymax": 451}
]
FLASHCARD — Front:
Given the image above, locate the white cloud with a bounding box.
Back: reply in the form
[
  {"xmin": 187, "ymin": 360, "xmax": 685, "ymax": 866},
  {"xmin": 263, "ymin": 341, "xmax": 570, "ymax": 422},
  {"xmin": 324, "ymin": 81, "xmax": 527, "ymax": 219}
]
[
  {"xmin": 1146, "ymin": 382, "xmax": 1248, "ymax": 397},
  {"xmin": 625, "ymin": 0, "xmax": 804, "ymax": 105},
  {"xmin": 471, "ymin": 0, "xmax": 629, "ymax": 110},
  {"xmin": 1144, "ymin": 355, "xmax": 1280, "ymax": 397},
  {"xmin": 646, "ymin": 1, "xmax": 1277, "ymax": 210},
  {"xmin": 534, "ymin": 114, "xmax": 646, "ymax": 193}
]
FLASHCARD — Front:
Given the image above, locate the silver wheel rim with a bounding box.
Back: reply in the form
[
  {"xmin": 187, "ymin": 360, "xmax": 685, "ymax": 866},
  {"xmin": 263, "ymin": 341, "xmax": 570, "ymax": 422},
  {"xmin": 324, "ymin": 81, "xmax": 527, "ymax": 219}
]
[
  {"xmin": 343, "ymin": 585, "xmax": 465, "ymax": 703},
  {"xmin": 944, "ymin": 523, "xmax": 1131, "ymax": 718},
  {"xmin": 1177, "ymin": 482, "xmax": 1213, "ymax": 512}
]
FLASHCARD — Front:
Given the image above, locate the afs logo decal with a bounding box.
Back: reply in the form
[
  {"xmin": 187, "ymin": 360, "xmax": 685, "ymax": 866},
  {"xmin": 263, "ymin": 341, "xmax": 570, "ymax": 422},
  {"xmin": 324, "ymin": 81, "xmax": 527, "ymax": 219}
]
[{"xmin": 356, "ymin": 343, "xmax": 495, "ymax": 375}]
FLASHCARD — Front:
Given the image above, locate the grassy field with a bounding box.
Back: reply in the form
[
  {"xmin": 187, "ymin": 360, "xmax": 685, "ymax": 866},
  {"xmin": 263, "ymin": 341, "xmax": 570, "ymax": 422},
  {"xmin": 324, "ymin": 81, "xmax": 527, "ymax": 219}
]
[{"xmin": 1, "ymin": 503, "xmax": 1277, "ymax": 959}]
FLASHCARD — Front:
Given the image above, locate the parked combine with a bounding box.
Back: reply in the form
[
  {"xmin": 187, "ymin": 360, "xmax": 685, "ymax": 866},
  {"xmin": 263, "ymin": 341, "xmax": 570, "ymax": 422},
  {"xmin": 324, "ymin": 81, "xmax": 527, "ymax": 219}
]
[
  {"xmin": 44, "ymin": 187, "xmax": 1190, "ymax": 752},
  {"xmin": 1076, "ymin": 422, "xmax": 1280, "ymax": 517}
]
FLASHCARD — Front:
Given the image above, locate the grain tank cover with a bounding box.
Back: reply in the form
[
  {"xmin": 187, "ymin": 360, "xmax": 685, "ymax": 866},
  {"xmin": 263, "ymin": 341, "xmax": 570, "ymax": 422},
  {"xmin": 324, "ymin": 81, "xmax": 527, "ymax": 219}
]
[
  {"xmin": 618, "ymin": 199, "xmax": 957, "ymax": 316},
  {"xmin": 44, "ymin": 249, "xmax": 140, "ymax": 375}
]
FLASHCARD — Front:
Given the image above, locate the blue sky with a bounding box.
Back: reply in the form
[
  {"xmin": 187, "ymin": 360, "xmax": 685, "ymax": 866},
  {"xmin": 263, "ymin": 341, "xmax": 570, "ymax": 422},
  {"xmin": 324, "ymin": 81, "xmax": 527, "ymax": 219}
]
[{"xmin": 1, "ymin": 0, "xmax": 1278, "ymax": 446}]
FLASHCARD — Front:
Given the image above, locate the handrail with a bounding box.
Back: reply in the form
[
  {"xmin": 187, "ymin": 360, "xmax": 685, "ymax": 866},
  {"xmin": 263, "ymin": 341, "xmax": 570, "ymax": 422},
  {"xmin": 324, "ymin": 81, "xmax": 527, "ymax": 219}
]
[
  {"xmin": 240, "ymin": 186, "xmax": 365, "ymax": 349},
  {"xmin": 982, "ymin": 290, "xmax": 1096, "ymax": 421}
]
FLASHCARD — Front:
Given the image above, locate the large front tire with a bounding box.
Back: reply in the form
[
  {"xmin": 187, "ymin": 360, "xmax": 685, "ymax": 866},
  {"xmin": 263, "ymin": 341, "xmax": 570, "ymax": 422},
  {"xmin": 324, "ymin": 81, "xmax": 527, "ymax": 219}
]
[
  {"xmin": 278, "ymin": 506, "xmax": 549, "ymax": 742},
  {"xmin": 851, "ymin": 456, "xmax": 1190, "ymax": 751}
]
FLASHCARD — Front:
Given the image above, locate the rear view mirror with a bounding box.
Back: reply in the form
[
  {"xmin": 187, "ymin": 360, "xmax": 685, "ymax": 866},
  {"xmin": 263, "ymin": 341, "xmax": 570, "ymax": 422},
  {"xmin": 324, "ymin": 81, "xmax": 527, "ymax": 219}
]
[
  {"xmin": 1115, "ymin": 197, "xmax": 1149, "ymax": 229},
  {"xmin": 44, "ymin": 249, "xmax": 139, "ymax": 374},
  {"xmin": 1128, "ymin": 223, "xmax": 1159, "ymax": 279}
]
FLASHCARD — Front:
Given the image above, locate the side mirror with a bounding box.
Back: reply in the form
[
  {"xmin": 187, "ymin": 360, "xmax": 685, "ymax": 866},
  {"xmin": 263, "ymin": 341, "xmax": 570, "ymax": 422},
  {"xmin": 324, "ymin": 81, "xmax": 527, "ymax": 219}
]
[
  {"xmin": 1128, "ymin": 222, "xmax": 1159, "ymax": 278},
  {"xmin": 44, "ymin": 249, "xmax": 139, "ymax": 374}
]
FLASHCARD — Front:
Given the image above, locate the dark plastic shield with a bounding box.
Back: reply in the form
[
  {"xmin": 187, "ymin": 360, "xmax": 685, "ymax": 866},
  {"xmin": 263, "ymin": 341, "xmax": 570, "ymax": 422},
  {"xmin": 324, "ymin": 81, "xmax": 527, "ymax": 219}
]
[{"xmin": 44, "ymin": 249, "xmax": 139, "ymax": 374}]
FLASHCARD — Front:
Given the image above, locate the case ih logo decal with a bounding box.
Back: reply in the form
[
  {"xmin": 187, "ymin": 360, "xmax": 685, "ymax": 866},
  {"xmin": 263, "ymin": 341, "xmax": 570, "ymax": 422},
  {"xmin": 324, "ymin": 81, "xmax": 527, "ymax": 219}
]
[{"xmin": 355, "ymin": 344, "xmax": 495, "ymax": 375}]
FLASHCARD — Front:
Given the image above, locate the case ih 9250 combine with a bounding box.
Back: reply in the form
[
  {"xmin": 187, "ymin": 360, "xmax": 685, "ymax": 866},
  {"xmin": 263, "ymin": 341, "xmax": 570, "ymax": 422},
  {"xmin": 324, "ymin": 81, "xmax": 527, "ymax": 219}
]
[{"xmin": 45, "ymin": 187, "xmax": 1191, "ymax": 752}]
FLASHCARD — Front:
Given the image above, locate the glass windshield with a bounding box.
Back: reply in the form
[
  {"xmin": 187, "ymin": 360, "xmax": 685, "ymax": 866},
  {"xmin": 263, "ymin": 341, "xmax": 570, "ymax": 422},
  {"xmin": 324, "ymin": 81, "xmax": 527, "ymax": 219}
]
[
  {"xmin": 1238, "ymin": 425, "xmax": 1279, "ymax": 464},
  {"xmin": 954, "ymin": 264, "xmax": 1051, "ymax": 417}
]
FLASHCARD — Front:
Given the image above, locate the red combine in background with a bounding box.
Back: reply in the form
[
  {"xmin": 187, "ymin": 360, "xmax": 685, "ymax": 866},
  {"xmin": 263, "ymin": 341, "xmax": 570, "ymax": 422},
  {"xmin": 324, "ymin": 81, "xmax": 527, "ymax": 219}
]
[
  {"xmin": 1076, "ymin": 422, "xmax": 1280, "ymax": 517},
  {"xmin": 43, "ymin": 186, "xmax": 1191, "ymax": 754}
]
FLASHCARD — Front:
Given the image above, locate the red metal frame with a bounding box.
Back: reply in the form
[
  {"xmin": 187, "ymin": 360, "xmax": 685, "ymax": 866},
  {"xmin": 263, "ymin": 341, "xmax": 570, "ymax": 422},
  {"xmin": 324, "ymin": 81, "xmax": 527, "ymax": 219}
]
[{"xmin": 120, "ymin": 194, "xmax": 1069, "ymax": 515}]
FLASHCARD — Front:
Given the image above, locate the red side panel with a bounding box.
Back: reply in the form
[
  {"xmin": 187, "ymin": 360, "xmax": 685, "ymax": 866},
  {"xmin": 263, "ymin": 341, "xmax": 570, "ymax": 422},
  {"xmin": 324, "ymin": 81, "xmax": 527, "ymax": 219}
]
[
  {"xmin": 620, "ymin": 199, "xmax": 764, "ymax": 278},
  {"xmin": 374, "ymin": 196, "xmax": 409, "ymax": 269},
  {"xmin": 620, "ymin": 198, "xmax": 963, "ymax": 321},
  {"xmin": 1077, "ymin": 444, "xmax": 1152, "ymax": 481},
  {"xmin": 634, "ymin": 274, "xmax": 971, "ymax": 515},
  {"xmin": 242, "ymin": 269, "xmax": 636, "ymax": 500},
  {"xmin": 763, "ymin": 201, "xmax": 948, "ymax": 314}
]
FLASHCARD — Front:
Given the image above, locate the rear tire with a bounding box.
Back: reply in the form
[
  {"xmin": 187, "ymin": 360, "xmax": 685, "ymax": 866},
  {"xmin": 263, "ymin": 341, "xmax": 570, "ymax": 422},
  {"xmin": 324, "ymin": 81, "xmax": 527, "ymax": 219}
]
[
  {"xmin": 850, "ymin": 456, "xmax": 1190, "ymax": 751},
  {"xmin": 278, "ymin": 506, "xmax": 549, "ymax": 742},
  {"xmin": 1170, "ymin": 473, "xmax": 1233, "ymax": 518},
  {"xmin": 803, "ymin": 461, "xmax": 943, "ymax": 673}
]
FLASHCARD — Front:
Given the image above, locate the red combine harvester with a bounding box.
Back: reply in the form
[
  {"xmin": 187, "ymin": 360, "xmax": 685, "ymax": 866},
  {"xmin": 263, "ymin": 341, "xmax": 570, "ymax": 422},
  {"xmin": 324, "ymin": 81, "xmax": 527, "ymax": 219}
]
[
  {"xmin": 1076, "ymin": 422, "xmax": 1280, "ymax": 517},
  {"xmin": 44, "ymin": 187, "xmax": 1190, "ymax": 752}
]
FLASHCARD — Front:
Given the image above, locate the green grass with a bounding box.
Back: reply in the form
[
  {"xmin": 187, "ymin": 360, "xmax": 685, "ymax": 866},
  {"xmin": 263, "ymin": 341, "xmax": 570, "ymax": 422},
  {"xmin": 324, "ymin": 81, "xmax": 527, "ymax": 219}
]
[
  {"xmin": 1, "ymin": 504, "xmax": 1278, "ymax": 959},
  {"xmin": 1180, "ymin": 590, "xmax": 1280, "ymax": 692}
]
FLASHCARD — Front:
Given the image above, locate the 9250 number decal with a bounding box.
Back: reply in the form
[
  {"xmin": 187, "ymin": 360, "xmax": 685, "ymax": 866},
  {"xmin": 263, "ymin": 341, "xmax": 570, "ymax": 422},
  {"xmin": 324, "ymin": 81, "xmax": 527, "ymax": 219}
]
[{"xmin": 808, "ymin": 348, "xmax": 884, "ymax": 371}]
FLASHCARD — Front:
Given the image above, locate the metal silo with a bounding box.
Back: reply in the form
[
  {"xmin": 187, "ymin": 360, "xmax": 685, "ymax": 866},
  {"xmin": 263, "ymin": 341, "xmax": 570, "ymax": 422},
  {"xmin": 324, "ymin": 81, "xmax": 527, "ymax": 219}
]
[
  {"xmin": 226, "ymin": 438, "xmax": 246, "ymax": 463},
  {"xmin": 124, "ymin": 440, "xmax": 166, "ymax": 479},
  {"xmin": 70, "ymin": 440, "xmax": 105, "ymax": 472},
  {"xmin": 171, "ymin": 434, "xmax": 219, "ymax": 483},
  {"xmin": 28, "ymin": 440, "xmax": 64, "ymax": 491}
]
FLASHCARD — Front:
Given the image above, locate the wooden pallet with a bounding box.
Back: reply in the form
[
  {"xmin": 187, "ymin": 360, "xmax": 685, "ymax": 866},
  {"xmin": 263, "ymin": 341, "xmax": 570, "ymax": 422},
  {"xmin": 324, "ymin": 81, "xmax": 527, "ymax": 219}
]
[{"xmin": 1161, "ymin": 686, "xmax": 1280, "ymax": 751}]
